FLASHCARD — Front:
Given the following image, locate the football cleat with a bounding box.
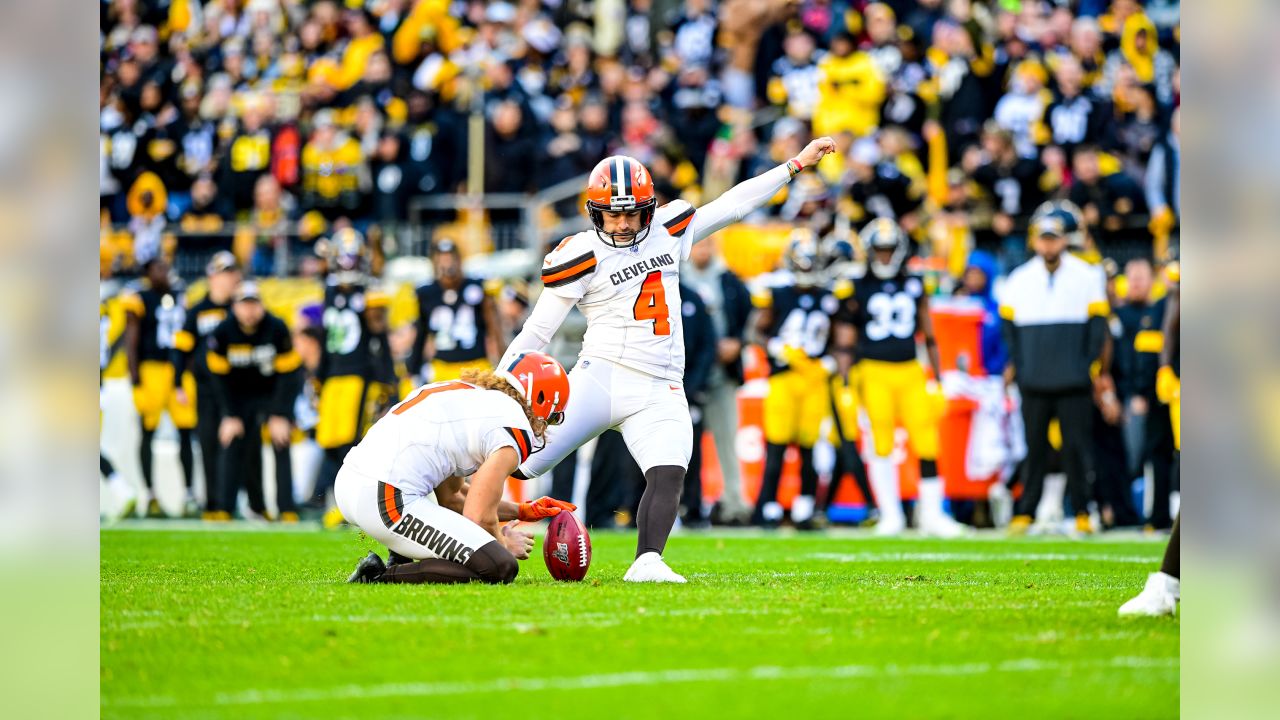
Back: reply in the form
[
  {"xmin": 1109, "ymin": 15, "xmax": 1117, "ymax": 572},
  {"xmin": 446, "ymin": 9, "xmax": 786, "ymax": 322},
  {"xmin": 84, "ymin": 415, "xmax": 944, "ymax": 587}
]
[
  {"xmin": 873, "ymin": 513, "xmax": 906, "ymax": 536},
  {"xmin": 919, "ymin": 512, "xmax": 970, "ymax": 539},
  {"xmin": 182, "ymin": 495, "xmax": 201, "ymax": 519},
  {"xmin": 1073, "ymin": 513, "xmax": 1095, "ymax": 536},
  {"xmin": 623, "ymin": 552, "xmax": 687, "ymax": 584},
  {"xmin": 202, "ymin": 510, "xmax": 231, "ymax": 522},
  {"xmin": 987, "ymin": 482, "xmax": 1013, "ymax": 528},
  {"xmin": 321, "ymin": 506, "xmax": 346, "ymax": 530},
  {"xmin": 1118, "ymin": 572, "xmax": 1179, "ymax": 617},
  {"xmin": 347, "ymin": 551, "xmax": 387, "ymax": 584},
  {"xmin": 1008, "ymin": 515, "xmax": 1033, "ymax": 536},
  {"xmin": 146, "ymin": 498, "xmax": 166, "ymax": 519},
  {"xmin": 278, "ymin": 511, "xmax": 300, "ymax": 524}
]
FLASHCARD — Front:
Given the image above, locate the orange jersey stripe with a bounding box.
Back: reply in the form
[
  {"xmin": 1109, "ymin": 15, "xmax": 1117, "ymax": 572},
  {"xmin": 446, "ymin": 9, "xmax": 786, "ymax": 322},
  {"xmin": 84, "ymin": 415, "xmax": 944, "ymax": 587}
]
[
  {"xmin": 383, "ymin": 482, "xmax": 401, "ymax": 524},
  {"xmin": 666, "ymin": 214, "xmax": 694, "ymax": 236},
  {"xmin": 542, "ymin": 256, "xmax": 596, "ymax": 284}
]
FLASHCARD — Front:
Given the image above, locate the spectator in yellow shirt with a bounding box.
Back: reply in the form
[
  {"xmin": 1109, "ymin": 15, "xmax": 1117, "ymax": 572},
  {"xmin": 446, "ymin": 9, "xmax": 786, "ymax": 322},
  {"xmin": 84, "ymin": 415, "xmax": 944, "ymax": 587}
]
[
  {"xmin": 814, "ymin": 32, "xmax": 887, "ymax": 140},
  {"xmin": 300, "ymin": 110, "xmax": 367, "ymax": 219}
]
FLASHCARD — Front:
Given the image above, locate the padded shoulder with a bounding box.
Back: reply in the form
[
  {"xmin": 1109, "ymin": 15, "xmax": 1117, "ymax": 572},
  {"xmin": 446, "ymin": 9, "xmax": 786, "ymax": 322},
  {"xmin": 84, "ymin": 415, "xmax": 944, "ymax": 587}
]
[
  {"xmin": 655, "ymin": 200, "xmax": 696, "ymax": 238},
  {"xmin": 540, "ymin": 232, "xmax": 598, "ymax": 289}
]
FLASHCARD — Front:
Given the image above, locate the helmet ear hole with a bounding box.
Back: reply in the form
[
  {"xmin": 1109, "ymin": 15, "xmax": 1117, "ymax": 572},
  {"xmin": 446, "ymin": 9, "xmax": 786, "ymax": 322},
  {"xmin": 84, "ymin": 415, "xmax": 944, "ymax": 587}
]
[{"xmin": 537, "ymin": 390, "xmax": 545, "ymax": 405}]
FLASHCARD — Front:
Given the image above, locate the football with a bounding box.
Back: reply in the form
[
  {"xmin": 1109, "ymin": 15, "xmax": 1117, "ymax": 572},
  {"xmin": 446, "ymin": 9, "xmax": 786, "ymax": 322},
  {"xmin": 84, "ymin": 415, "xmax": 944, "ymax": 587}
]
[{"xmin": 543, "ymin": 510, "xmax": 591, "ymax": 581}]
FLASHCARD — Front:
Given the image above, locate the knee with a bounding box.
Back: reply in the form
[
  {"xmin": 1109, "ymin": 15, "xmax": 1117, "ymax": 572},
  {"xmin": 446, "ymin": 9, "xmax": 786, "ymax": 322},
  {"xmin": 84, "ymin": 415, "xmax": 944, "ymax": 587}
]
[
  {"xmin": 645, "ymin": 465, "xmax": 685, "ymax": 494},
  {"xmin": 466, "ymin": 541, "xmax": 519, "ymax": 584}
]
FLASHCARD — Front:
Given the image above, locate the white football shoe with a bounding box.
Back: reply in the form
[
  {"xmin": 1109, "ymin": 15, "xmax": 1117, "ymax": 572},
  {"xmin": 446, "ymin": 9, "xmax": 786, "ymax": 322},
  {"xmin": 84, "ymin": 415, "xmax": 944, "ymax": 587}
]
[
  {"xmin": 873, "ymin": 512, "xmax": 906, "ymax": 536},
  {"xmin": 624, "ymin": 552, "xmax": 687, "ymax": 583},
  {"xmin": 919, "ymin": 511, "xmax": 971, "ymax": 539},
  {"xmin": 1118, "ymin": 572, "xmax": 1180, "ymax": 617}
]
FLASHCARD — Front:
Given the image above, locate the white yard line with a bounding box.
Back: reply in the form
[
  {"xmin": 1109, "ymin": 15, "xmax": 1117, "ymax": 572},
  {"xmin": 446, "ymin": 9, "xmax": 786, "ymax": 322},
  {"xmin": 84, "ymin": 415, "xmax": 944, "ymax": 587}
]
[
  {"xmin": 809, "ymin": 552, "xmax": 1159, "ymax": 563},
  {"xmin": 105, "ymin": 656, "xmax": 1178, "ymax": 709}
]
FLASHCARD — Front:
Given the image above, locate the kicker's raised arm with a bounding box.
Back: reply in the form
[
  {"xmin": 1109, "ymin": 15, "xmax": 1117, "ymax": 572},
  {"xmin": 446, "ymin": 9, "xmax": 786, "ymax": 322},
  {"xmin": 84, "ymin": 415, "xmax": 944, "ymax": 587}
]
[{"xmin": 686, "ymin": 137, "xmax": 837, "ymax": 244}]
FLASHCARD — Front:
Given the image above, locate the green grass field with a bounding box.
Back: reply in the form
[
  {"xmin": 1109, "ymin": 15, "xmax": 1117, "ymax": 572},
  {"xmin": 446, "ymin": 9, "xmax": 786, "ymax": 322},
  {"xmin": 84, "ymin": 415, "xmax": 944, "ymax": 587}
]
[{"xmin": 101, "ymin": 525, "xmax": 1178, "ymax": 719}]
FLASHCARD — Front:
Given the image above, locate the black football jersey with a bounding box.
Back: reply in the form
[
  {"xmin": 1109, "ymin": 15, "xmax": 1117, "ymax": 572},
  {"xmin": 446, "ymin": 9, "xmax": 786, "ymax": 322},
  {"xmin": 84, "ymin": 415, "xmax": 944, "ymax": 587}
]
[
  {"xmin": 320, "ymin": 282, "xmax": 394, "ymax": 383},
  {"xmin": 174, "ymin": 295, "xmax": 231, "ymax": 379},
  {"xmin": 206, "ymin": 313, "xmax": 302, "ymax": 416},
  {"xmin": 414, "ymin": 278, "xmax": 489, "ymax": 364},
  {"xmin": 125, "ymin": 284, "xmax": 187, "ymax": 362},
  {"xmin": 850, "ymin": 272, "xmax": 926, "ymax": 363},
  {"xmin": 762, "ymin": 282, "xmax": 844, "ymax": 375}
]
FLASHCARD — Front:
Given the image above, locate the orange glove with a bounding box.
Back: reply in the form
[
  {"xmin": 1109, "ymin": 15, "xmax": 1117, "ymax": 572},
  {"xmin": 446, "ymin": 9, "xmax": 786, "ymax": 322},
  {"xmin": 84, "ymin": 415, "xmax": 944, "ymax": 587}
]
[{"xmin": 517, "ymin": 496, "xmax": 577, "ymax": 522}]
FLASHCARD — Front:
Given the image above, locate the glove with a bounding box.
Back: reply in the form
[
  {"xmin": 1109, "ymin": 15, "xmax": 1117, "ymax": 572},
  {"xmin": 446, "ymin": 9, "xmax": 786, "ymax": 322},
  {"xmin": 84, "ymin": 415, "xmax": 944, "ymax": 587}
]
[
  {"xmin": 517, "ymin": 496, "xmax": 577, "ymax": 522},
  {"xmin": 1155, "ymin": 366, "xmax": 1179, "ymax": 405},
  {"xmin": 780, "ymin": 344, "xmax": 811, "ymax": 370},
  {"xmin": 1148, "ymin": 206, "xmax": 1177, "ymax": 238}
]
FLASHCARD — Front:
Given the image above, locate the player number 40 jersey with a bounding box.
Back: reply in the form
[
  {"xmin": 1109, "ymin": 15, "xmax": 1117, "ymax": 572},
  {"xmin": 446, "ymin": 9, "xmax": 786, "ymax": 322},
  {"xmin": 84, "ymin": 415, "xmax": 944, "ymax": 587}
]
[{"xmin": 538, "ymin": 201, "xmax": 700, "ymax": 383}]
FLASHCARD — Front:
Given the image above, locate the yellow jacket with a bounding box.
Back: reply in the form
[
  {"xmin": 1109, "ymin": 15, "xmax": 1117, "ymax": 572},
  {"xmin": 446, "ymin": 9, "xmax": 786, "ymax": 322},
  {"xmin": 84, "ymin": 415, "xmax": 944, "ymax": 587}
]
[{"xmin": 813, "ymin": 52, "xmax": 886, "ymax": 138}]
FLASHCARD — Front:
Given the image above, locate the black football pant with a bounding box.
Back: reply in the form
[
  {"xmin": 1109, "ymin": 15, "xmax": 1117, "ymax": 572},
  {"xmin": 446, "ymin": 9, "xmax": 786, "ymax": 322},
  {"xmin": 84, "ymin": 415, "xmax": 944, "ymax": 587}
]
[
  {"xmin": 1138, "ymin": 401, "xmax": 1176, "ymax": 529},
  {"xmin": 681, "ymin": 406, "xmax": 706, "ymax": 523},
  {"xmin": 217, "ymin": 400, "xmax": 295, "ymax": 516},
  {"xmin": 196, "ymin": 379, "xmax": 223, "ymax": 512},
  {"xmin": 587, "ymin": 430, "xmax": 644, "ymax": 528},
  {"xmin": 1015, "ymin": 389, "xmax": 1094, "ymax": 519},
  {"xmin": 1093, "ymin": 406, "xmax": 1141, "ymax": 527},
  {"xmin": 549, "ymin": 448, "xmax": 579, "ymax": 506}
]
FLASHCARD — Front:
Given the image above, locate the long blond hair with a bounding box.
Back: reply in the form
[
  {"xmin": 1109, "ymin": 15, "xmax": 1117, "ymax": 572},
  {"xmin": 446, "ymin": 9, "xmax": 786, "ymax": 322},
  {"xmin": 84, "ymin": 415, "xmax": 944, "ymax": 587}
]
[{"xmin": 461, "ymin": 369, "xmax": 548, "ymax": 441}]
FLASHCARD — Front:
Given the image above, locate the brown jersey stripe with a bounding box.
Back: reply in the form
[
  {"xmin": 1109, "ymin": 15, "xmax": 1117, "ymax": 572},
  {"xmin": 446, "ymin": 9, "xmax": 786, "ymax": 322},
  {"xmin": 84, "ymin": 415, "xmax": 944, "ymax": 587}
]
[
  {"xmin": 542, "ymin": 253, "xmax": 597, "ymax": 287},
  {"xmin": 663, "ymin": 207, "xmax": 696, "ymax": 237},
  {"xmin": 504, "ymin": 427, "xmax": 531, "ymax": 463}
]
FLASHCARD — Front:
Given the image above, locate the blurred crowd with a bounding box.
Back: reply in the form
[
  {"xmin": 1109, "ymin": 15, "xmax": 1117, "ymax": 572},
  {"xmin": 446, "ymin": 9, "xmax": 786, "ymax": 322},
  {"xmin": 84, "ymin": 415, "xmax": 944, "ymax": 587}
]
[
  {"xmin": 99, "ymin": 0, "xmax": 1180, "ymax": 532},
  {"xmin": 101, "ymin": 0, "xmax": 1180, "ymax": 276}
]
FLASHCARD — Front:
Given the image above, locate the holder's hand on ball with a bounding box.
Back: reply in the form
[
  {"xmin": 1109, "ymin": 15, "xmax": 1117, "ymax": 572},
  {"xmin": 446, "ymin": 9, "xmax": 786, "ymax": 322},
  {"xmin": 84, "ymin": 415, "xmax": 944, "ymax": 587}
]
[{"xmin": 518, "ymin": 496, "xmax": 577, "ymax": 522}]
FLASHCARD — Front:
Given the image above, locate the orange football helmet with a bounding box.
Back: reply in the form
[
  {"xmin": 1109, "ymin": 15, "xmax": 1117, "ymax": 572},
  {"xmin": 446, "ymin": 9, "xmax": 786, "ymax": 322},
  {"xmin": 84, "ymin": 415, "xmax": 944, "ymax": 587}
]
[
  {"xmin": 497, "ymin": 351, "xmax": 570, "ymax": 425},
  {"xmin": 585, "ymin": 155, "xmax": 657, "ymax": 247}
]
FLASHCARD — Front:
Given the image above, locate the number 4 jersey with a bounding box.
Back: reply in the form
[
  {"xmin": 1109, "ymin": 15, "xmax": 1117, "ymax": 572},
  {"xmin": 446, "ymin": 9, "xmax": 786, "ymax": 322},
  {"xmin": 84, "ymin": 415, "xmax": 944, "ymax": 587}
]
[
  {"xmin": 537, "ymin": 202, "xmax": 700, "ymax": 383},
  {"xmin": 846, "ymin": 270, "xmax": 926, "ymax": 362}
]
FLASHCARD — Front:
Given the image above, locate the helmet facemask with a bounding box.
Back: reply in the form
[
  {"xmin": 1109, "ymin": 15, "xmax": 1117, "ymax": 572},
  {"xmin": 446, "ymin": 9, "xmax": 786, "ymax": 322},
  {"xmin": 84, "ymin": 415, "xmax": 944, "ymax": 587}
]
[{"xmin": 587, "ymin": 198, "xmax": 656, "ymax": 248}]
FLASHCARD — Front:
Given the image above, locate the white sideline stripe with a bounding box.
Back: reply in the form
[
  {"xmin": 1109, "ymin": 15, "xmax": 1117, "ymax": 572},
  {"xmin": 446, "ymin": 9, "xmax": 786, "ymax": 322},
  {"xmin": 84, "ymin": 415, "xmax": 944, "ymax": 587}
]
[
  {"xmin": 101, "ymin": 522, "xmax": 1169, "ymax": 543},
  {"xmin": 809, "ymin": 552, "xmax": 1158, "ymax": 564},
  {"xmin": 106, "ymin": 656, "xmax": 1178, "ymax": 709}
]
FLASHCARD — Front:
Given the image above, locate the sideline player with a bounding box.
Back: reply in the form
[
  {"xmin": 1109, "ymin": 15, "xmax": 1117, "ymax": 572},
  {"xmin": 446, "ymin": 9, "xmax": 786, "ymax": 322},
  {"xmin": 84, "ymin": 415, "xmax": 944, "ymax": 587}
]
[
  {"xmin": 750, "ymin": 229, "xmax": 851, "ymax": 529},
  {"xmin": 408, "ymin": 238, "xmax": 503, "ymax": 383},
  {"xmin": 500, "ymin": 138, "xmax": 838, "ymax": 582},
  {"xmin": 1120, "ymin": 259, "xmax": 1180, "ymax": 616},
  {"xmin": 341, "ymin": 352, "xmax": 574, "ymax": 585},
  {"xmin": 839, "ymin": 219, "xmax": 966, "ymax": 537},
  {"xmin": 310, "ymin": 228, "xmax": 397, "ymax": 527},
  {"xmin": 171, "ymin": 251, "xmax": 241, "ymax": 519},
  {"xmin": 121, "ymin": 254, "xmax": 199, "ymax": 517}
]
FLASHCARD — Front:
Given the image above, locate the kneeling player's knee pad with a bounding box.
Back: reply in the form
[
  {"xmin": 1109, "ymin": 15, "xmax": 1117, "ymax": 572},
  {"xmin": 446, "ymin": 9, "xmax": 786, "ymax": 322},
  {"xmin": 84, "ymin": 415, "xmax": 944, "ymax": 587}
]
[{"xmin": 465, "ymin": 540, "xmax": 518, "ymax": 584}]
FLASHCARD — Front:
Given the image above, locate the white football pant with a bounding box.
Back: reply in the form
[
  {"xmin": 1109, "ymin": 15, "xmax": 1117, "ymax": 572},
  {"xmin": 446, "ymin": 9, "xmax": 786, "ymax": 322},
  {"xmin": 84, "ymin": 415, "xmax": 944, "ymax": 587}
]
[
  {"xmin": 519, "ymin": 357, "xmax": 693, "ymax": 478},
  {"xmin": 335, "ymin": 465, "xmax": 495, "ymax": 564}
]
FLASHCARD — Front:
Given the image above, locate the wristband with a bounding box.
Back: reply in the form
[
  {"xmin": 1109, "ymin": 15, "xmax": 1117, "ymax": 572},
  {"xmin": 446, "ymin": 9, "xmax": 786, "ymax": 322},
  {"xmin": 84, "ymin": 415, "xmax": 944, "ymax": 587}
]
[{"xmin": 786, "ymin": 158, "xmax": 804, "ymax": 177}]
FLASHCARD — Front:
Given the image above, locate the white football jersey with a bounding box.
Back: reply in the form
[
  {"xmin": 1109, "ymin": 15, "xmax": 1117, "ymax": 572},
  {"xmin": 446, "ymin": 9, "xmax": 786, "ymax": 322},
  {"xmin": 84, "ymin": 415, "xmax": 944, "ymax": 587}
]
[
  {"xmin": 341, "ymin": 381, "xmax": 535, "ymax": 497},
  {"xmin": 539, "ymin": 201, "xmax": 701, "ymax": 383}
]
